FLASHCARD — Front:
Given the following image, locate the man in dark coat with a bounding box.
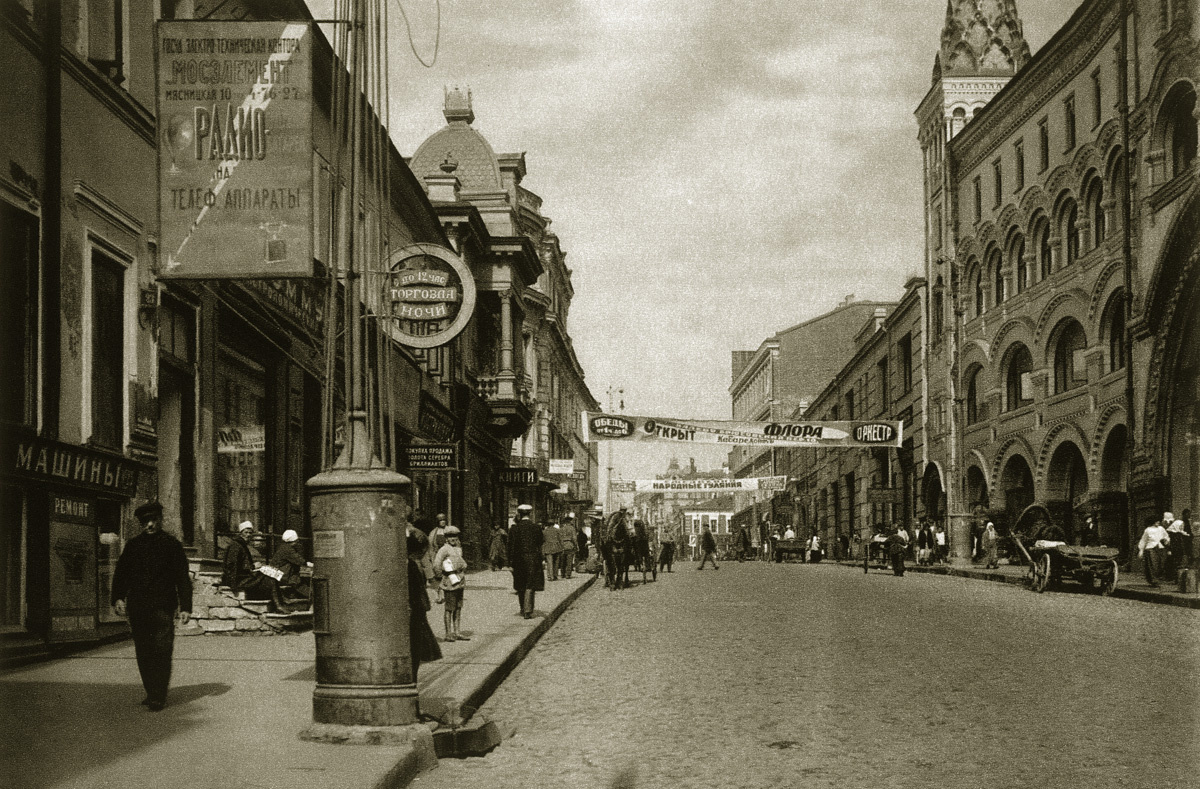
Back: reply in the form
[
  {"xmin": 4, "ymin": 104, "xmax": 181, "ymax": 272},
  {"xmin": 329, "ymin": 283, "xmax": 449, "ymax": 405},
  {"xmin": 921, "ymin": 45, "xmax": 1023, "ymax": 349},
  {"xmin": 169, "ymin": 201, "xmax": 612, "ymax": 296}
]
[
  {"xmin": 507, "ymin": 504, "xmax": 544, "ymax": 618},
  {"xmin": 220, "ymin": 520, "xmax": 256, "ymax": 592},
  {"xmin": 111, "ymin": 501, "xmax": 193, "ymax": 711}
]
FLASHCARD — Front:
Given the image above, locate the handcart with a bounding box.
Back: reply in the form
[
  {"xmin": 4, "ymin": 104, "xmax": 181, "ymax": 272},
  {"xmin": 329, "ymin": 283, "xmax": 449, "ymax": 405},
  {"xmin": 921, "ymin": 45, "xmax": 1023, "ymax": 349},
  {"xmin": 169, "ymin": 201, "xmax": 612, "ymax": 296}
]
[{"xmin": 1011, "ymin": 534, "xmax": 1119, "ymax": 595}]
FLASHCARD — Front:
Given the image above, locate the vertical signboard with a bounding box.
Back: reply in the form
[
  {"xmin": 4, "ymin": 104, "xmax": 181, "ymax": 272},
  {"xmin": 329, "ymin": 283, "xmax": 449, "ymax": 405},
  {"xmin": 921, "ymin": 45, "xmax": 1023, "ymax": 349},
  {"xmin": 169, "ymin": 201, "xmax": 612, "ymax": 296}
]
[
  {"xmin": 49, "ymin": 495, "xmax": 97, "ymax": 641},
  {"xmin": 156, "ymin": 21, "xmax": 314, "ymax": 278}
]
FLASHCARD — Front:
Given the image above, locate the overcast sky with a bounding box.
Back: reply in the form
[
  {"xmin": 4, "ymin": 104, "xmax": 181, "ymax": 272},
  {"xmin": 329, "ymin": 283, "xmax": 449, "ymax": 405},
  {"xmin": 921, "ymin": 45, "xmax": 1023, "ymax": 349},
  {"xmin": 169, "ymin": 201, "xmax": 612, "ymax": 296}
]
[{"xmin": 310, "ymin": 0, "xmax": 1081, "ymax": 480}]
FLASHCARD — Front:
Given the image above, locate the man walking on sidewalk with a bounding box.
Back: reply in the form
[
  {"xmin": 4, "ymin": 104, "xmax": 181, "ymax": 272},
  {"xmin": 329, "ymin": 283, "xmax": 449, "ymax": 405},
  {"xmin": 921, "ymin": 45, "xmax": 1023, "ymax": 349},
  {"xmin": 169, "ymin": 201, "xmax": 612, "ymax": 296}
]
[
  {"xmin": 509, "ymin": 504, "xmax": 544, "ymax": 618},
  {"xmin": 1138, "ymin": 514, "xmax": 1171, "ymax": 587},
  {"xmin": 697, "ymin": 525, "xmax": 719, "ymax": 570},
  {"xmin": 111, "ymin": 501, "xmax": 193, "ymax": 711}
]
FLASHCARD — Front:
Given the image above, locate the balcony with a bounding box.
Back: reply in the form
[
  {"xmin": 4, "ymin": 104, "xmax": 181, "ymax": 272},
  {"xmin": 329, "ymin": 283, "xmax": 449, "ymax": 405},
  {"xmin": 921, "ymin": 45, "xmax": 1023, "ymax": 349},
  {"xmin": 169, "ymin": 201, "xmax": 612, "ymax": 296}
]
[{"xmin": 474, "ymin": 374, "xmax": 534, "ymax": 438}]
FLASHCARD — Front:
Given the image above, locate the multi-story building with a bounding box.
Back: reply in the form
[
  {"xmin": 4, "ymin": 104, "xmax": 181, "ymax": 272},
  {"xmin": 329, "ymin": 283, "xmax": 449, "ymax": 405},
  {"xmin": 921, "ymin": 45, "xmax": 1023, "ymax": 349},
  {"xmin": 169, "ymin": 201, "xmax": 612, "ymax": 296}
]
[
  {"xmin": 632, "ymin": 457, "xmax": 730, "ymax": 547},
  {"xmin": 408, "ymin": 90, "xmax": 600, "ymax": 529},
  {"xmin": 680, "ymin": 495, "xmax": 736, "ymax": 560},
  {"xmin": 728, "ymin": 297, "xmax": 895, "ymax": 538},
  {"xmin": 919, "ymin": 0, "xmax": 1197, "ymax": 560},
  {"xmin": 0, "ymin": 0, "xmax": 542, "ymax": 655},
  {"xmin": 781, "ymin": 278, "xmax": 927, "ymax": 558}
]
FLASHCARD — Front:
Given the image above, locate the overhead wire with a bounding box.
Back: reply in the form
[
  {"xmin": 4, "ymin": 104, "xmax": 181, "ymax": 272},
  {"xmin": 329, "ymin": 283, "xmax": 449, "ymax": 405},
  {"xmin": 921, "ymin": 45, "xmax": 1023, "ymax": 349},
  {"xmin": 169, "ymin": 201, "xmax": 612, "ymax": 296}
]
[{"xmin": 392, "ymin": 0, "xmax": 440, "ymax": 68}]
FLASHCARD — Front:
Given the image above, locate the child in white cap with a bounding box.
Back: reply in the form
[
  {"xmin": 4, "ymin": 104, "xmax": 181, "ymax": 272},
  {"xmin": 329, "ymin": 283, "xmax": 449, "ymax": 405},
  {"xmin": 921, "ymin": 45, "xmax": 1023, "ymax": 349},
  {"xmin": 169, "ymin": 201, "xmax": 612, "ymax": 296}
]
[{"xmin": 434, "ymin": 526, "xmax": 469, "ymax": 641}]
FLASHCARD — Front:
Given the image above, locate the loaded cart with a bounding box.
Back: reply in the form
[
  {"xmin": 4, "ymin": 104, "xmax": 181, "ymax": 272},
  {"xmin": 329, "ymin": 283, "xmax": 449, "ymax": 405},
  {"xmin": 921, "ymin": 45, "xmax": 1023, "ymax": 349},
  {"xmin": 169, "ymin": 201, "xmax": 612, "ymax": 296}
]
[{"xmin": 1011, "ymin": 535, "xmax": 1119, "ymax": 595}]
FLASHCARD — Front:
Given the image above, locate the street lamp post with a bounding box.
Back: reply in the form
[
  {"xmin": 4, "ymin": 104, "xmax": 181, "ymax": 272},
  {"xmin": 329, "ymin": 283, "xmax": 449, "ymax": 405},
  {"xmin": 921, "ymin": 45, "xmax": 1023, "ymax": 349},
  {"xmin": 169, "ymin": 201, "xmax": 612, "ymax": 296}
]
[{"xmin": 605, "ymin": 386, "xmax": 623, "ymax": 514}]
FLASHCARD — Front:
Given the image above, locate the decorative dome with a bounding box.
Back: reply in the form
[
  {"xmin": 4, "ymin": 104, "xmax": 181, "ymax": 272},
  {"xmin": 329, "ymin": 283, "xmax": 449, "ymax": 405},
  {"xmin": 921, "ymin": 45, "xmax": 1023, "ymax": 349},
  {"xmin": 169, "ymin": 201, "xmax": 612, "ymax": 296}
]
[
  {"xmin": 409, "ymin": 87, "xmax": 503, "ymax": 193},
  {"xmin": 937, "ymin": 0, "xmax": 1031, "ymax": 80}
]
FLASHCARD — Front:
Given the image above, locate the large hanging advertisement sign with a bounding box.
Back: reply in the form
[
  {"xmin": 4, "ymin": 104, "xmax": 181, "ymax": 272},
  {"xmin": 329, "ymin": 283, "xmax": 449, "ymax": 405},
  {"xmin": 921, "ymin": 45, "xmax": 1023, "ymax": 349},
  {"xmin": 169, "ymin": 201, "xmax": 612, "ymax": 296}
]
[
  {"xmin": 385, "ymin": 243, "xmax": 477, "ymax": 348},
  {"xmin": 582, "ymin": 413, "xmax": 903, "ymax": 448},
  {"xmin": 611, "ymin": 476, "xmax": 787, "ymax": 493},
  {"xmin": 156, "ymin": 21, "xmax": 314, "ymax": 278}
]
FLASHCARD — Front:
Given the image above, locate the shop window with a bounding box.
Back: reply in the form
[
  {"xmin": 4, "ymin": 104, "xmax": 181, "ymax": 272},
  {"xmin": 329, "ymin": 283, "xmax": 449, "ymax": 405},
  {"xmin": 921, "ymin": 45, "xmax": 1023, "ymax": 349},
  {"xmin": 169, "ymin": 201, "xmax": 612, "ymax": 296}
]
[
  {"xmin": 0, "ymin": 203, "xmax": 39, "ymax": 427},
  {"xmin": 91, "ymin": 248, "xmax": 126, "ymax": 450},
  {"xmin": 1053, "ymin": 320, "xmax": 1088, "ymax": 393},
  {"xmin": 216, "ymin": 348, "xmax": 267, "ymax": 533}
]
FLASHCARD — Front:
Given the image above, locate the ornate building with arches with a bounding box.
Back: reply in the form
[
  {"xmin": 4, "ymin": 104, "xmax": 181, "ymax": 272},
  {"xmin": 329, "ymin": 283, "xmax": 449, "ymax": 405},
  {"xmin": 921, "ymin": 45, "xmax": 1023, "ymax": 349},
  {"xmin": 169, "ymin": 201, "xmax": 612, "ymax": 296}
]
[{"xmin": 918, "ymin": 0, "xmax": 1198, "ymax": 561}]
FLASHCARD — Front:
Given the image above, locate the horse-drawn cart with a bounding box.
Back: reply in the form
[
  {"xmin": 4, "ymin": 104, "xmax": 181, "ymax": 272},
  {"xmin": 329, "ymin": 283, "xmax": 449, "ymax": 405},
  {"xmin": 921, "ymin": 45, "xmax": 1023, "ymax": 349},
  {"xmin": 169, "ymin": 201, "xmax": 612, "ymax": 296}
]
[{"xmin": 1012, "ymin": 535, "xmax": 1119, "ymax": 595}]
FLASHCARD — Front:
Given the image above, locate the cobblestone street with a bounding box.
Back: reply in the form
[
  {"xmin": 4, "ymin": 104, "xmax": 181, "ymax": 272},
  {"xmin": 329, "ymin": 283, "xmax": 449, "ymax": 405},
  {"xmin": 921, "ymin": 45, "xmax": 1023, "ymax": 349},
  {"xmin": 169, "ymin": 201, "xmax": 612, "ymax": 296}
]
[{"xmin": 412, "ymin": 563, "xmax": 1200, "ymax": 789}]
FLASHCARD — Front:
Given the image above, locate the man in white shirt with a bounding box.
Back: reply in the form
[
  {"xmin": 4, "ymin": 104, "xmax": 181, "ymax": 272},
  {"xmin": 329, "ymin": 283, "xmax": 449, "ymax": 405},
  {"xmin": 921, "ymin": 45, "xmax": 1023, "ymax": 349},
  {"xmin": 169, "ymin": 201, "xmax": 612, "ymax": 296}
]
[{"xmin": 1138, "ymin": 514, "xmax": 1172, "ymax": 587}]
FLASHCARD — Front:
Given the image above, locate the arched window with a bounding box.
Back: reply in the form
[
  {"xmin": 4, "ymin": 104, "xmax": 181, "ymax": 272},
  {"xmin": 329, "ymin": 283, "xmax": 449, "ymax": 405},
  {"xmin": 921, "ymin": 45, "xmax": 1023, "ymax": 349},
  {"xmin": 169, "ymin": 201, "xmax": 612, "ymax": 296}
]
[
  {"xmin": 990, "ymin": 250, "xmax": 1005, "ymax": 306},
  {"xmin": 966, "ymin": 365, "xmax": 984, "ymax": 425},
  {"xmin": 1011, "ymin": 235, "xmax": 1027, "ymax": 293},
  {"xmin": 1166, "ymin": 84, "xmax": 1197, "ymax": 179},
  {"xmin": 1104, "ymin": 294, "xmax": 1126, "ymax": 373},
  {"xmin": 1005, "ymin": 344, "xmax": 1034, "ymax": 411},
  {"xmin": 1053, "ymin": 319, "xmax": 1088, "ymax": 393},
  {"xmin": 971, "ymin": 264, "xmax": 984, "ymax": 317},
  {"xmin": 1063, "ymin": 201, "xmax": 1079, "ymax": 265},
  {"xmin": 1034, "ymin": 216, "xmax": 1052, "ymax": 280},
  {"xmin": 1085, "ymin": 178, "xmax": 1105, "ymax": 249}
]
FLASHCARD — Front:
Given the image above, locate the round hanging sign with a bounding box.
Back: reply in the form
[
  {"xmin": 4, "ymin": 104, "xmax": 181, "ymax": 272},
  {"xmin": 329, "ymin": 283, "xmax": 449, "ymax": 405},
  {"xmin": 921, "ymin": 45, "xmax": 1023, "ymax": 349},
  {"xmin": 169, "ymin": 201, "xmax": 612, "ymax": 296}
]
[{"xmin": 385, "ymin": 243, "xmax": 476, "ymax": 349}]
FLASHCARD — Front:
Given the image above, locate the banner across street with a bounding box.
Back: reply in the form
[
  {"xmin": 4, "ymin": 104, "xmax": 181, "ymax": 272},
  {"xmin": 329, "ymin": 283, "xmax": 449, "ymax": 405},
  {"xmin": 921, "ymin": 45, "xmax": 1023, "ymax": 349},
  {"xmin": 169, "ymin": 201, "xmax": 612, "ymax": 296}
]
[
  {"xmin": 582, "ymin": 412, "xmax": 903, "ymax": 448},
  {"xmin": 610, "ymin": 476, "xmax": 787, "ymax": 493}
]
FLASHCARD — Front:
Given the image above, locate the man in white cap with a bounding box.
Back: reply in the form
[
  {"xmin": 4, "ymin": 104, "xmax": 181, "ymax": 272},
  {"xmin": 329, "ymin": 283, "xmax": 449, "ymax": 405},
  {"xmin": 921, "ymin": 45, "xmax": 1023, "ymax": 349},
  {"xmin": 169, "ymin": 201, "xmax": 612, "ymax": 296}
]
[
  {"xmin": 508, "ymin": 504, "xmax": 544, "ymax": 618},
  {"xmin": 221, "ymin": 520, "xmax": 257, "ymax": 594},
  {"xmin": 259, "ymin": 529, "xmax": 313, "ymax": 610}
]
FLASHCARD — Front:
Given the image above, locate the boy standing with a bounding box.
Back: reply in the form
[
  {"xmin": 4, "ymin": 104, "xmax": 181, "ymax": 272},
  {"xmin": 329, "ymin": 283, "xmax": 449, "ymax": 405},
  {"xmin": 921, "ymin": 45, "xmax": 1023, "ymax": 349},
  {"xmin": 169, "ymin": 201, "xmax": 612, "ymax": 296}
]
[{"xmin": 434, "ymin": 526, "xmax": 470, "ymax": 641}]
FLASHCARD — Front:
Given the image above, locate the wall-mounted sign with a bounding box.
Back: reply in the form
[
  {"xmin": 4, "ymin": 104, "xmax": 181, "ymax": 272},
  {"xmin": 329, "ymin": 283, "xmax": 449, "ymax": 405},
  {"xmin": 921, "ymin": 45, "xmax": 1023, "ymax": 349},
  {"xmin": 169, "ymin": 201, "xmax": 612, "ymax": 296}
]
[
  {"xmin": 156, "ymin": 20, "xmax": 314, "ymax": 278},
  {"xmin": 867, "ymin": 487, "xmax": 904, "ymax": 504},
  {"xmin": 385, "ymin": 243, "xmax": 476, "ymax": 349},
  {"xmin": 399, "ymin": 443, "xmax": 459, "ymax": 471},
  {"xmin": 549, "ymin": 459, "xmax": 575, "ymax": 475},
  {"xmin": 497, "ymin": 468, "xmax": 537, "ymax": 487},
  {"xmin": 7, "ymin": 435, "xmax": 140, "ymax": 496},
  {"xmin": 582, "ymin": 412, "xmax": 903, "ymax": 448}
]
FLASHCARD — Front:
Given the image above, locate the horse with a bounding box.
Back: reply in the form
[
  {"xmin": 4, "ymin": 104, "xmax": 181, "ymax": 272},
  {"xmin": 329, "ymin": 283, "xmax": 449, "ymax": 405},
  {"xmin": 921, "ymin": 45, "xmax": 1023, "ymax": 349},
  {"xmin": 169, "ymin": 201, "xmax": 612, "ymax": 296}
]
[{"xmin": 603, "ymin": 511, "xmax": 632, "ymax": 590}]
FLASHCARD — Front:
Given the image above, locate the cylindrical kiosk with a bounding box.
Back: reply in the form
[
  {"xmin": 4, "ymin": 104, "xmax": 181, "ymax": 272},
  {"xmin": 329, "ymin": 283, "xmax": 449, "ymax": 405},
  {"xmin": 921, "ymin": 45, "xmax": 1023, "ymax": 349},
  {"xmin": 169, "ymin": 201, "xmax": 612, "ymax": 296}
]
[{"xmin": 307, "ymin": 466, "xmax": 416, "ymax": 726}]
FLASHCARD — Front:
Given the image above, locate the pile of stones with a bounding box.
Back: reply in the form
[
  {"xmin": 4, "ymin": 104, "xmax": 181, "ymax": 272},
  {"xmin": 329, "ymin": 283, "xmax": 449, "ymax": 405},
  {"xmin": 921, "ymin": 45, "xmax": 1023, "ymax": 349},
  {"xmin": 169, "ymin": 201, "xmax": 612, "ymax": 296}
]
[{"xmin": 178, "ymin": 571, "xmax": 311, "ymax": 636}]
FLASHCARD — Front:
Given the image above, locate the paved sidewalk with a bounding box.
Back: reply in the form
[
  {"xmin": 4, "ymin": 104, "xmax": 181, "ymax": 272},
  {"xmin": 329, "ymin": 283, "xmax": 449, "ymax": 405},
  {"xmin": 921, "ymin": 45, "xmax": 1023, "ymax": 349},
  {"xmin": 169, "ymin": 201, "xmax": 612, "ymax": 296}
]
[
  {"xmin": 0, "ymin": 569, "xmax": 595, "ymax": 789},
  {"xmin": 847, "ymin": 556, "xmax": 1200, "ymax": 608}
]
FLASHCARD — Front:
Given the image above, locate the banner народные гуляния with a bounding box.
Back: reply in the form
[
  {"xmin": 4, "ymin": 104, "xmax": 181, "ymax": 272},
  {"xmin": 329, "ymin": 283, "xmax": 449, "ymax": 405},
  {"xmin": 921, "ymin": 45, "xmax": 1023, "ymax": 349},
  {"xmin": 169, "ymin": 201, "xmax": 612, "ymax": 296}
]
[
  {"xmin": 581, "ymin": 412, "xmax": 903, "ymax": 448},
  {"xmin": 610, "ymin": 476, "xmax": 787, "ymax": 493}
]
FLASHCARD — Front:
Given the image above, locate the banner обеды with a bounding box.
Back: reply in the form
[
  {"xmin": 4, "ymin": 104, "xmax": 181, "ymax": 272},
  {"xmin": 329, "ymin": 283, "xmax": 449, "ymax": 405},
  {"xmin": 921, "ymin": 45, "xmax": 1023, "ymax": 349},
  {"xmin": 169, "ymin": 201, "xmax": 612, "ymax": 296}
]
[
  {"xmin": 581, "ymin": 412, "xmax": 902, "ymax": 448},
  {"xmin": 157, "ymin": 21, "xmax": 313, "ymax": 278}
]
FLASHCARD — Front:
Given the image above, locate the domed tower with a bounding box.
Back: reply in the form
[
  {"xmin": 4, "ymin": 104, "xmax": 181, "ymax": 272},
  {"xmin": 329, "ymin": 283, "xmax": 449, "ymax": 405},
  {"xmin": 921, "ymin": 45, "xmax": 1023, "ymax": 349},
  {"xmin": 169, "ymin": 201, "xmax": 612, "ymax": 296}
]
[
  {"xmin": 915, "ymin": 0, "xmax": 1033, "ymax": 290},
  {"xmin": 409, "ymin": 87, "xmax": 538, "ymax": 240},
  {"xmin": 914, "ymin": 0, "xmax": 1030, "ymax": 559}
]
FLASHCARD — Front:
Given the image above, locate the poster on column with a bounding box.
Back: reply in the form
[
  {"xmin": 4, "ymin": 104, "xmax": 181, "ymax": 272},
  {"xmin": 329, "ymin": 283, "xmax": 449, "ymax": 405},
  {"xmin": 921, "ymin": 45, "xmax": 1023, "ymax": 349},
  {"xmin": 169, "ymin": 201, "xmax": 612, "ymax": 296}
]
[
  {"xmin": 156, "ymin": 21, "xmax": 314, "ymax": 278},
  {"xmin": 582, "ymin": 412, "xmax": 902, "ymax": 448}
]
